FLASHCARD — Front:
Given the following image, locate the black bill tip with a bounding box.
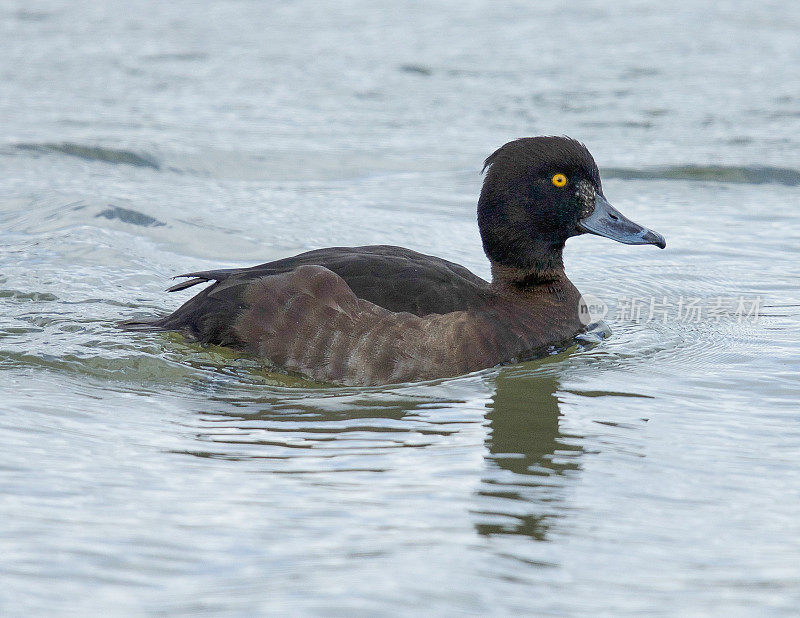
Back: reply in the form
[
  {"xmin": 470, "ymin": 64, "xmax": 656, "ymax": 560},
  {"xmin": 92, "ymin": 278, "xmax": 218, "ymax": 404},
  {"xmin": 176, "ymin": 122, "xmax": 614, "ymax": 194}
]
[{"xmin": 642, "ymin": 229, "xmax": 667, "ymax": 249}]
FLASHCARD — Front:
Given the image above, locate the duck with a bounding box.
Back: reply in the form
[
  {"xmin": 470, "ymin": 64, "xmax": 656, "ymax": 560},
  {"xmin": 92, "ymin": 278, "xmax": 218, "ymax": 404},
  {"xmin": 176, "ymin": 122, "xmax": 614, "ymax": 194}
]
[{"xmin": 123, "ymin": 136, "xmax": 665, "ymax": 386}]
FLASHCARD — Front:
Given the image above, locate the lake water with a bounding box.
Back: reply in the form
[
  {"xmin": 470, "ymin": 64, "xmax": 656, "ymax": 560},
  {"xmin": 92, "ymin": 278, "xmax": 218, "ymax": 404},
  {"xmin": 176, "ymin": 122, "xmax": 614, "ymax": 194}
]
[{"xmin": 2, "ymin": 0, "xmax": 800, "ymax": 614}]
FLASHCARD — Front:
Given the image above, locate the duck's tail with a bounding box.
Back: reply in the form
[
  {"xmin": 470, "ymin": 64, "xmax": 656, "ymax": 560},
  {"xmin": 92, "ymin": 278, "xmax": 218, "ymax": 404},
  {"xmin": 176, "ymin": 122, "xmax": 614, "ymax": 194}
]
[
  {"xmin": 117, "ymin": 316, "xmax": 172, "ymax": 331},
  {"xmin": 118, "ymin": 270, "xmax": 226, "ymax": 331}
]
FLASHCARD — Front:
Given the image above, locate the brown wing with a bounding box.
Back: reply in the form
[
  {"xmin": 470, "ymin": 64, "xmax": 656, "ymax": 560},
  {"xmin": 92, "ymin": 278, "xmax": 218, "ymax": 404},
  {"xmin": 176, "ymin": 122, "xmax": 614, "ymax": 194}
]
[{"xmin": 232, "ymin": 265, "xmax": 497, "ymax": 385}]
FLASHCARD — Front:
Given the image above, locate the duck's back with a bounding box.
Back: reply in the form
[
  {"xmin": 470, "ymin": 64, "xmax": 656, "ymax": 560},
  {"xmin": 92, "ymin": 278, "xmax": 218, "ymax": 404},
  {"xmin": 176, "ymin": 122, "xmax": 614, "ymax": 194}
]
[{"xmin": 246, "ymin": 245, "xmax": 492, "ymax": 316}]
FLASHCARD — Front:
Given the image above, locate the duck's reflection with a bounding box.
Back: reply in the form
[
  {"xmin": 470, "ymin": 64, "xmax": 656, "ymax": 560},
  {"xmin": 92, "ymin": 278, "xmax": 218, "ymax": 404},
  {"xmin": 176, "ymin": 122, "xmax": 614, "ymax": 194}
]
[
  {"xmin": 177, "ymin": 362, "xmax": 586, "ymax": 543},
  {"xmin": 475, "ymin": 366, "xmax": 584, "ymax": 540}
]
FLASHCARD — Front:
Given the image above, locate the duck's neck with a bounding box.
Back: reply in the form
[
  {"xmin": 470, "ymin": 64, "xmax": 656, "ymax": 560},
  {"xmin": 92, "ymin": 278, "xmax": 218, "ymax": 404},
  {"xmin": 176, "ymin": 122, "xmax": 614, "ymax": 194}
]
[{"xmin": 490, "ymin": 255, "xmax": 570, "ymax": 295}]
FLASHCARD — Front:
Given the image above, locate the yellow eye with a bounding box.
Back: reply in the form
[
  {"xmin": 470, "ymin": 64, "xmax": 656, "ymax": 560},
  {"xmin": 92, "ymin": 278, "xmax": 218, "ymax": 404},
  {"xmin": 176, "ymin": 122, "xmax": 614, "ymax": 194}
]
[{"xmin": 551, "ymin": 173, "xmax": 568, "ymax": 187}]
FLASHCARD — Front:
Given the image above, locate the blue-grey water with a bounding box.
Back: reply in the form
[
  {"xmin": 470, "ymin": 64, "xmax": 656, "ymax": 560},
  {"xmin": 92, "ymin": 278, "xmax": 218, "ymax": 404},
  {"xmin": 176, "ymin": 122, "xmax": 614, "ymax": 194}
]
[{"xmin": 2, "ymin": 1, "xmax": 800, "ymax": 614}]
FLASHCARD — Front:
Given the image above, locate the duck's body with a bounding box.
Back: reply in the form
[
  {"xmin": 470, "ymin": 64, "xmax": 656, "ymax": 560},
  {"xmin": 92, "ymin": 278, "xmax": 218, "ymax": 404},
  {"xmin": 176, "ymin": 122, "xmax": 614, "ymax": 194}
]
[
  {"xmin": 141, "ymin": 245, "xmax": 583, "ymax": 385},
  {"xmin": 124, "ymin": 137, "xmax": 665, "ymax": 385}
]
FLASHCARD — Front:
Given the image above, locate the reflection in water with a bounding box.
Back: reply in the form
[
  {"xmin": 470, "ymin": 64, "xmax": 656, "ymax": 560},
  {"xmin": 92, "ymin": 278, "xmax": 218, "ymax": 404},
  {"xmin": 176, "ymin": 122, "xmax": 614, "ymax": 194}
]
[
  {"xmin": 173, "ymin": 381, "xmax": 485, "ymax": 466},
  {"xmin": 174, "ymin": 364, "xmax": 585, "ymax": 543},
  {"xmin": 475, "ymin": 367, "xmax": 584, "ymax": 540}
]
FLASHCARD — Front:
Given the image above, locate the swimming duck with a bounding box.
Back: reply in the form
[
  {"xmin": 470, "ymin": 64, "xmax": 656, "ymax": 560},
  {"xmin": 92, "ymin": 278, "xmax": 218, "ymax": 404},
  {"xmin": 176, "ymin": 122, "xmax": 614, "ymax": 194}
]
[{"xmin": 124, "ymin": 137, "xmax": 665, "ymax": 385}]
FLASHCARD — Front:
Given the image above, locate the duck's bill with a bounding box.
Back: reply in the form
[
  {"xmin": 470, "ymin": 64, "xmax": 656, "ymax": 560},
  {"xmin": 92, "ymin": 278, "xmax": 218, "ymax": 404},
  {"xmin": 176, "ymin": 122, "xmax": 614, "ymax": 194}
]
[{"xmin": 577, "ymin": 195, "xmax": 666, "ymax": 249}]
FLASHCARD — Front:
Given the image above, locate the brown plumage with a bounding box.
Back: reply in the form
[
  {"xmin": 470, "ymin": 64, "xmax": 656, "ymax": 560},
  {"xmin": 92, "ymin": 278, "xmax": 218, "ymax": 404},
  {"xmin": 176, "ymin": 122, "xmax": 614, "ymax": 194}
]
[{"xmin": 122, "ymin": 137, "xmax": 665, "ymax": 386}]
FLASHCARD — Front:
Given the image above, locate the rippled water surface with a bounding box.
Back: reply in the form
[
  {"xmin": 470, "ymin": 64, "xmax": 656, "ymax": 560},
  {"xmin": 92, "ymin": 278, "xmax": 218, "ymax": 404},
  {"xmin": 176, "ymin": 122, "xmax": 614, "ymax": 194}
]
[{"xmin": 2, "ymin": 1, "xmax": 800, "ymax": 614}]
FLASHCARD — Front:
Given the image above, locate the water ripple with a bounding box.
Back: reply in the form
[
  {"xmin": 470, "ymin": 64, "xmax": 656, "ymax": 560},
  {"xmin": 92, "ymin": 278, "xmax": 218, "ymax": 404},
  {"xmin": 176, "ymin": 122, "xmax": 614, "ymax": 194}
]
[
  {"xmin": 15, "ymin": 143, "xmax": 160, "ymax": 170},
  {"xmin": 605, "ymin": 165, "xmax": 800, "ymax": 186}
]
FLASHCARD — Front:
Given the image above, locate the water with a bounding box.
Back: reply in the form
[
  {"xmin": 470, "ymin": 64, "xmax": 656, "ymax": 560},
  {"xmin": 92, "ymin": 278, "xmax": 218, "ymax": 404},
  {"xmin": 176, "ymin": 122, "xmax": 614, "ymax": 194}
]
[{"xmin": 2, "ymin": 0, "xmax": 800, "ymax": 614}]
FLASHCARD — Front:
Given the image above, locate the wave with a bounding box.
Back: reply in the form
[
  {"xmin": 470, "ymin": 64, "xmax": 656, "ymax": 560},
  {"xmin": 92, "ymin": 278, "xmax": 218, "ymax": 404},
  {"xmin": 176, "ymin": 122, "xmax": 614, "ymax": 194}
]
[
  {"xmin": 96, "ymin": 206, "xmax": 166, "ymax": 227},
  {"xmin": 16, "ymin": 142, "xmax": 160, "ymax": 169},
  {"xmin": 605, "ymin": 165, "xmax": 800, "ymax": 186}
]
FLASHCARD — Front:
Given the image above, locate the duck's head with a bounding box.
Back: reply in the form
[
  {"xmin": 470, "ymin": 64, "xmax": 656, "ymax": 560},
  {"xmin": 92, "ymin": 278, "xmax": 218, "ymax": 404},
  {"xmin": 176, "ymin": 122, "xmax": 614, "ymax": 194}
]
[{"xmin": 478, "ymin": 136, "xmax": 665, "ymax": 284}]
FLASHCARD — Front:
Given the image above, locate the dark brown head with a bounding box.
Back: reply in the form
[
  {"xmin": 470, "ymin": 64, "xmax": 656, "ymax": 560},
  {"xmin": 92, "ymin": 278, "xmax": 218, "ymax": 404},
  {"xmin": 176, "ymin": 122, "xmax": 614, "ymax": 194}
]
[{"xmin": 478, "ymin": 136, "xmax": 665, "ymax": 284}]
